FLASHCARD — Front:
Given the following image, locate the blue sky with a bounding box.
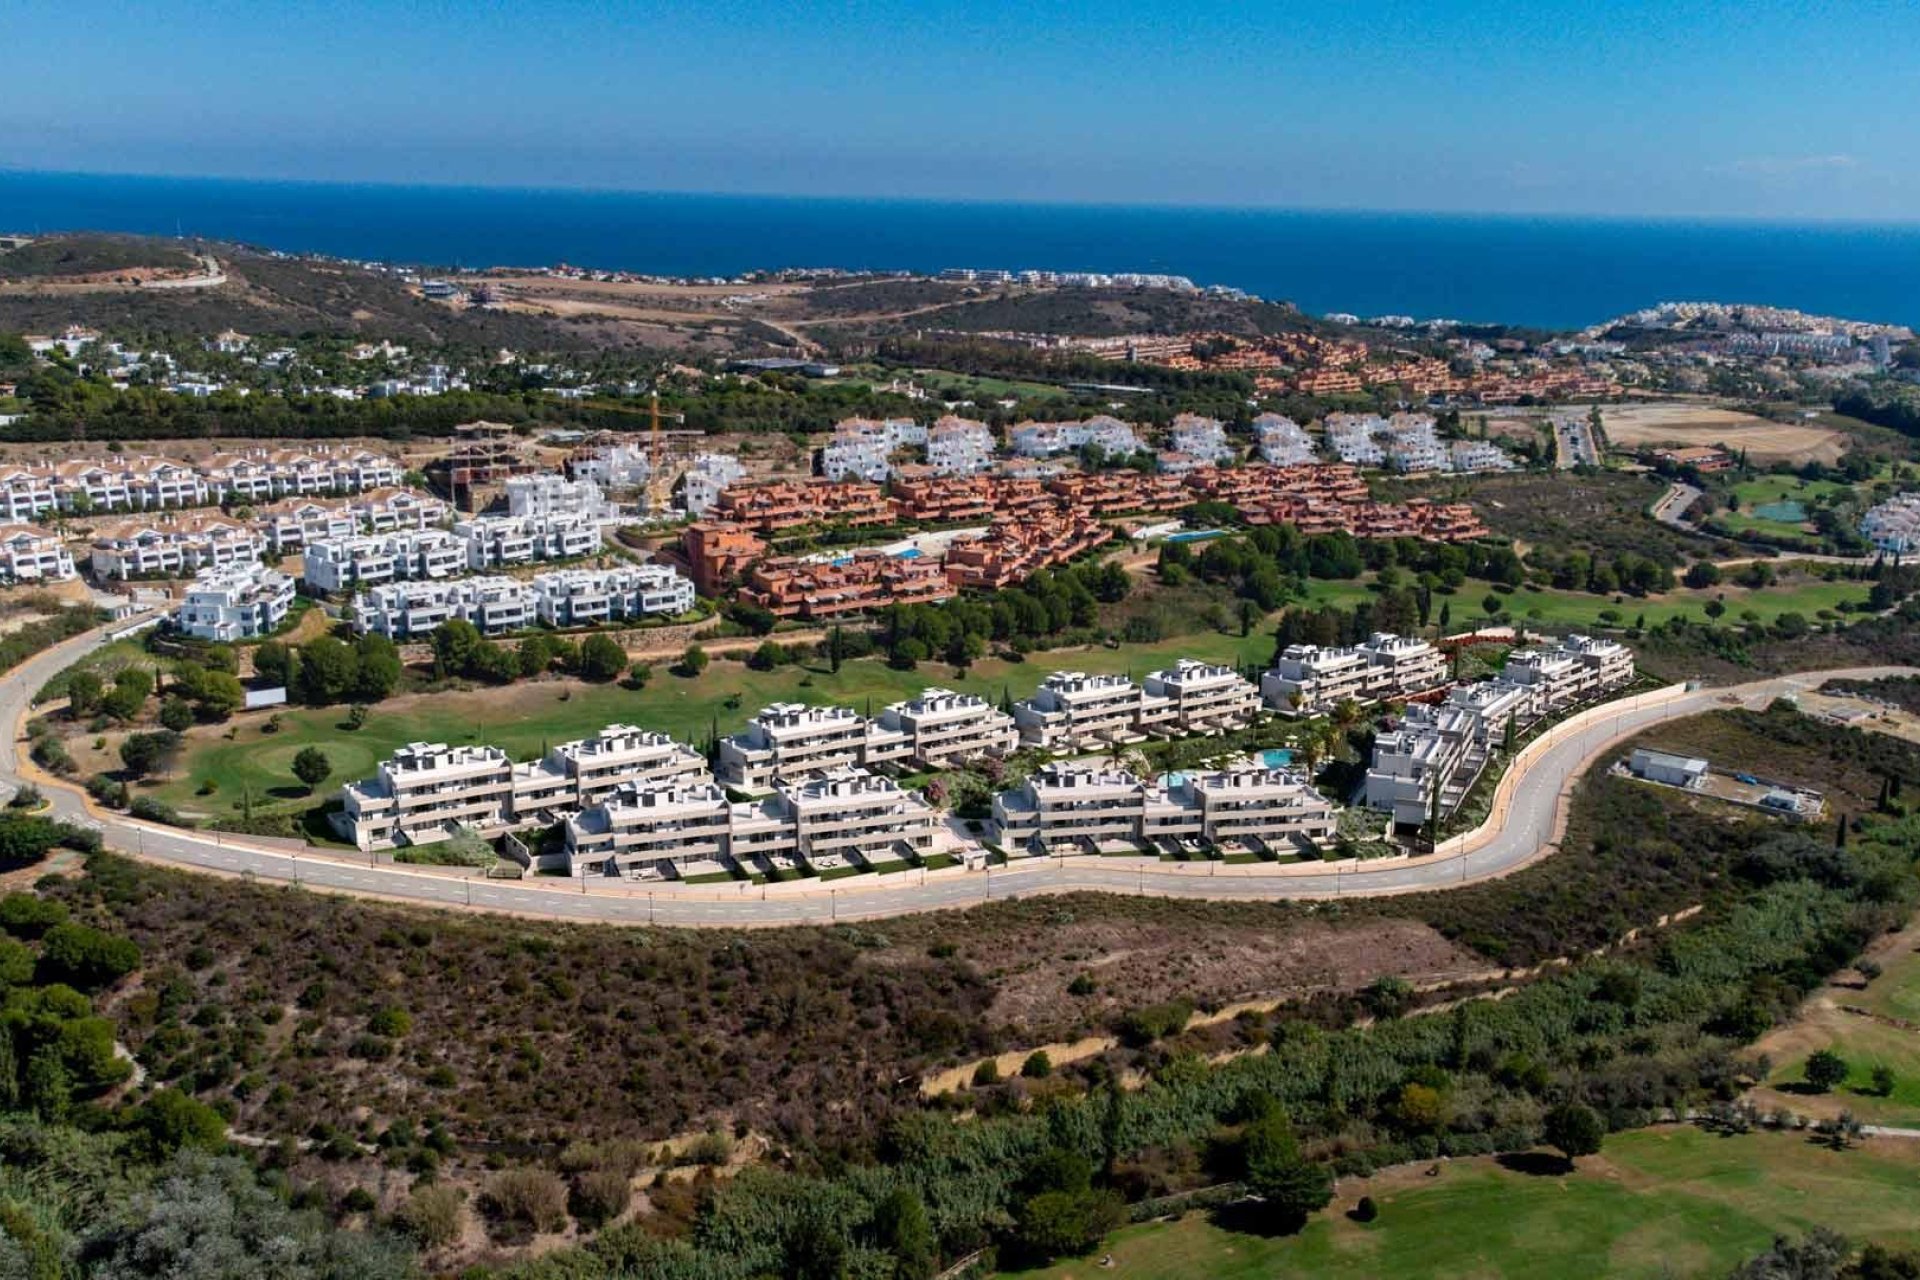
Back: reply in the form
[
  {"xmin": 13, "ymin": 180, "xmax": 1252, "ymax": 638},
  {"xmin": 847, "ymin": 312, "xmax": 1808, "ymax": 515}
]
[{"xmin": 5, "ymin": 0, "xmax": 1915, "ymax": 218}]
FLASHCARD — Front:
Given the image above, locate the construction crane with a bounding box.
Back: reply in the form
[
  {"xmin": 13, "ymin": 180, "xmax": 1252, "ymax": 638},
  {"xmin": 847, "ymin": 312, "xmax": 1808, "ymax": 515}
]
[{"xmin": 644, "ymin": 391, "xmax": 676, "ymax": 514}]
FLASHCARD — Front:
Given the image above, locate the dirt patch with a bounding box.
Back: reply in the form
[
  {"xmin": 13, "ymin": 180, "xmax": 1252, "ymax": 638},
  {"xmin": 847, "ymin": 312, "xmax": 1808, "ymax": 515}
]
[
  {"xmin": 1601, "ymin": 404, "xmax": 1845, "ymax": 464},
  {"xmin": 967, "ymin": 915, "xmax": 1485, "ymax": 1034}
]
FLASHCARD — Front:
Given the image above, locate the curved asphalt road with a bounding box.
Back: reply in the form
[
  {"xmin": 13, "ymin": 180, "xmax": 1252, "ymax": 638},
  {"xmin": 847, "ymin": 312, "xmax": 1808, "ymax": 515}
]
[{"xmin": 3, "ymin": 622, "xmax": 1907, "ymax": 927}]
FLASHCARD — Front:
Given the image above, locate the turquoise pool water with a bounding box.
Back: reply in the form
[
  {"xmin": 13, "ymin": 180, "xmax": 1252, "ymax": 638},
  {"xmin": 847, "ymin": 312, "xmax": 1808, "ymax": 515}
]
[
  {"xmin": 1751, "ymin": 500, "xmax": 1806, "ymax": 523},
  {"xmin": 1260, "ymin": 748, "xmax": 1294, "ymax": 767},
  {"xmin": 1166, "ymin": 528, "xmax": 1228, "ymax": 543}
]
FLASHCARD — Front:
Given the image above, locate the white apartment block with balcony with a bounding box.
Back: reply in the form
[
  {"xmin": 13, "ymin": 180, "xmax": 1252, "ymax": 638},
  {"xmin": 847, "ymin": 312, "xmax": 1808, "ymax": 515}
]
[
  {"xmin": 1262, "ymin": 644, "xmax": 1372, "ymax": 714},
  {"xmin": 1013, "ymin": 671, "xmax": 1176, "ymax": 751},
  {"xmin": 1168, "ymin": 414, "xmax": 1236, "ymax": 466},
  {"xmin": 455, "ymin": 512, "xmax": 601, "ymax": 569},
  {"xmin": 302, "ymin": 529, "xmax": 466, "ymax": 594},
  {"xmin": 1183, "ymin": 766, "xmax": 1337, "ymax": 848},
  {"xmin": 355, "ymin": 576, "xmax": 535, "ymax": 639},
  {"xmin": 1262, "ymin": 632, "xmax": 1445, "ymax": 715},
  {"xmin": 1364, "ymin": 675, "xmax": 1538, "ymax": 827},
  {"xmin": 1450, "ymin": 440, "xmax": 1518, "ymax": 473},
  {"xmin": 716, "ymin": 702, "xmax": 911, "ymax": 791},
  {"xmin": 926, "ymin": 417, "xmax": 996, "ymax": 475},
  {"xmin": 171, "ymin": 563, "xmax": 295, "ymax": 641},
  {"xmin": 780, "ymin": 768, "xmax": 938, "ymax": 870},
  {"xmin": 532, "ymin": 564, "xmax": 695, "ymax": 626},
  {"xmin": 874, "ymin": 688, "xmax": 1018, "ymax": 767},
  {"xmin": 819, "ymin": 418, "xmax": 928, "ymax": 483},
  {"xmin": 1862, "ymin": 493, "xmax": 1920, "ymax": 554},
  {"xmin": 1253, "ymin": 414, "xmax": 1319, "ymax": 466},
  {"xmin": 257, "ymin": 498, "xmax": 361, "ymax": 552},
  {"xmin": 1142, "ymin": 659, "xmax": 1260, "ymax": 734},
  {"xmin": 89, "ymin": 514, "xmax": 264, "ymax": 580},
  {"xmin": 678, "ymin": 453, "xmax": 745, "ymax": 516},
  {"xmin": 338, "ymin": 742, "xmax": 516, "ymax": 850},
  {"xmin": 505, "ymin": 473, "xmax": 617, "ymax": 522},
  {"xmin": 564, "ymin": 778, "xmax": 733, "ymax": 878},
  {"xmin": 568, "ymin": 442, "xmax": 653, "ymax": 492},
  {"xmin": 1500, "ymin": 634, "xmax": 1633, "ymax": 711},
  {"xmin": 0, "ymin": 468, "xmax": 58, "ymax": 522},
  {"xmin": 1010, "ymin": 415, "xmax": 1145, "ymax": 458},
  {"xmin": 1324, "ymin": 414, "xmax": 1389, "ymax": 467},
  {"xmin": 355, "ymin": 487, "xmax": 450, "ymax": 534},
  {"xmin": 0, "ymin": 524, "xmax": 76, "ymax": 583},
  {"xmin": 994, "ymin": 762, "xmax": 1146, "ymax": 853}
]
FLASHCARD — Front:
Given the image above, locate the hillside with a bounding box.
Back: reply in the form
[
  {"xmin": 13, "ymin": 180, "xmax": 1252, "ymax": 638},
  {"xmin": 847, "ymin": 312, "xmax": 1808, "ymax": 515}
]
[
  {"xmin": 0, "ymin": 234, "xmax": 200, "ymax": 280},
  {"xmin": 877, "ymin": 285, "xmax": 1318, "ymax": 338}
]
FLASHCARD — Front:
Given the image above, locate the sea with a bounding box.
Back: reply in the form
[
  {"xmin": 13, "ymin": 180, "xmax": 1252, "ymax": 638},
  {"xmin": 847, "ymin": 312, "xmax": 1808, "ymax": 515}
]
[{"xmin": 5, "ymin": 168, "xmax": 1920, "ymax": 331}]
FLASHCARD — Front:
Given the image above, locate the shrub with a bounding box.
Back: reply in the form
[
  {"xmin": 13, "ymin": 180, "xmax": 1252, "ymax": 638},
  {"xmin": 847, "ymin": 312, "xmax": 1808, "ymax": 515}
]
[
  {"xmin": 1805, "ymin": 1049, "xmax": 1849, "ymax": 1093},
  {"xmin": 367, "ymin": 1006, "xmax": 412, "ymax": 1038},
  {"xmin": 1870, "ymin": 1065, "xmax": 1897, "ymax": 1097},
  {"xmin": 397, "ymin": 1183, "xmax": 464, "ymax": 1250},
  {"xmin": 1353, "ymin": 1195, "xmax": 1379, "ymax": 1223},
  {"xmin": 674, "ymin": 645, "xmax": 709, "ymax": 678},
  {"xmin": 128, "ymin": 796, "xmax": 186, "ymax": 827},
  {"xmin": 291, "ymin": 746, "xmax": 332, "ymax": 792},
  {"xmin": 1022, "ymin": 1050, "xmax": 1053, "ymax": 1079},
  {"xmin": 37, "ymin": 922, "xmax": 140, "ymax": 992},
  {"xmin": 130, "ymin": 1087, "xmax": 228, "ymax": 1159},
  {"xmin": 972, "ymin": 1059, "xmax": 1001, "ymax": 1087},
  {"xmin": 118, "ymin": 729, "xmax": 183, "ymax": 779},
  {"xmin": 0, "ymin": 892, "xmax": 67, "ymax": 938},
  {"xmin": 1542, "ymin": 1102, "xmax": 1605, "ymax": 1162},
  {"xmin": 480, "ymin": 1168, "xmax": 568, "ymax": 1241},
  {"xmin": 568, "ymin": 1168, "xmax": 632, "ymax": 1228}
]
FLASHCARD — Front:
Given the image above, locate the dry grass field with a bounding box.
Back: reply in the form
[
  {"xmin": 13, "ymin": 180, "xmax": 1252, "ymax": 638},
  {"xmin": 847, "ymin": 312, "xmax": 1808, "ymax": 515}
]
[{"xmin": 1599, "ymin": 403, "xmax": 1847, "ymax": 464}]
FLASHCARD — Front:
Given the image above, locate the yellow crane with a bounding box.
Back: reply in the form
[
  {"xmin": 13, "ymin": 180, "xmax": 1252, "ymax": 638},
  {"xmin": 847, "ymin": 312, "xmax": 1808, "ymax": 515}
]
[{"xmin": 644, "ymin": 391, "xmax": 676, "ymax": 514}]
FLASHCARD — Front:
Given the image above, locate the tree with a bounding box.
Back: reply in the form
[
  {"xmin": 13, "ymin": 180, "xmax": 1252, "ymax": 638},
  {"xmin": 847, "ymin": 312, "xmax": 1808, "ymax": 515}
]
[
  {"xmin": 872, "ymin": 1186, "xmax": 938, "ymax": 1280},
  {"xmin": 37, "ymin": 922, "xmax": 140, "ymax": 992},
  {"xmin": 1684, "ymin": 561, "xmax": 1721, "ymax": 589},
  {"xmin": 1242, "ymin": 1101, "xmax": 1332, "ymax": 1230},
  {"xmin": 1542, "ymin": 1101, "xmax": 1604, "ymax": 1164},
  {"xmin": 130, "ymin": 1087, "xmax": 227, "ymax": 1159},
  {"xmin": 118, "ymin": 729, "xmax": 182, "ymax": 779},
  {"xmin": 1022, "ymin": 1050, "xmax": 1054, "ymax": 1079},
  {"xmin": 291, "ymin": 746, "xmax": 332, "ymax": 793},
  {"xmin": 157, "ymin": 697, "xmax": 194, "ymax": 733},
  {"xmin": 352, "ymin": 633, "xmax": 402, "ymax": 700},
  {"xmin": 578, "ymin": 632, "xmax": 627, "ymax": 682},
  {"xmin": 1870, "ymin": 1064, "xmax": 1896, "ymax": 1097},
  {"xmin": 431, "ymin": 619, "xmax": 485, "ymax": 680},
  {"xmin": 65, "ymin": 670, "xmax": 103, "ymax": 718},
  {"xmin": 676, "ymin": 644, "xmax": 709, "ymax": 677},
  {"xmin": 296, "ymin": 634, "xmax": 359, "ymax": 705},
  {"xmin": 1011, "ymin": 1188, "xmax": 1125, "ymax": 1264},
  {"xmin": 1804, "ymin": 1049, "xmax": 1849, "ymax": 1093}
]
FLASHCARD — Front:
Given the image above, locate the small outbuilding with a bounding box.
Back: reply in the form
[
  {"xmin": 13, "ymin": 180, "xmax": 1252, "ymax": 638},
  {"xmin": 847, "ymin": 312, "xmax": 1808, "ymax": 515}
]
[{"xmin": 1629, "ymin": 748, "xmax": 1709, "ymax": 789}]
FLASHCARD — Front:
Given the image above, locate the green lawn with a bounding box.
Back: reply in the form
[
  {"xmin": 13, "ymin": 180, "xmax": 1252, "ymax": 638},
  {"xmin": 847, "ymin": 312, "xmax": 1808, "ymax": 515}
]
[
  {"xmin": 1766, "ymin": 935, "xmax": 1920, "ymax": 1128},
  {"xmin": 1011, "ymin": 1128, "xmax": 1920, "ymax": 1280},
  {"xmin": 148, "ymin": 626, "xmax": 1282, "ymax": 818},
  {"xmin": 1491, "ymin": 577, "xmax": 1869, "ymax": 630}
]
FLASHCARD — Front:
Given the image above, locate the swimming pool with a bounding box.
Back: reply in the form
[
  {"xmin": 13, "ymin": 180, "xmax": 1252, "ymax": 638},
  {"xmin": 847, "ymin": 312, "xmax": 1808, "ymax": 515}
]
[
  {"xmin": 1260, "ymin": 748, "xmax": 1294, "ymax": 768},
  {"xmin": 1750, "ymin": 500, "xmax": 1807, "ymax": 523},
  {"xmin": 1165, "ymin": 528, "xmax": 1228, "ymax": 544},
  {"xmin": 893, "ymin": 547, "xmax": 923, "ymax": 558}
]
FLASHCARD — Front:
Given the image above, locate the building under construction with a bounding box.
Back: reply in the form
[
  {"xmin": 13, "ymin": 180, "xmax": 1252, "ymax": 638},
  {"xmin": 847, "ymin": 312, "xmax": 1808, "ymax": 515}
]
[{"xmin": 427, "ymin": 421, "xmax": 543, "ymax": 513}]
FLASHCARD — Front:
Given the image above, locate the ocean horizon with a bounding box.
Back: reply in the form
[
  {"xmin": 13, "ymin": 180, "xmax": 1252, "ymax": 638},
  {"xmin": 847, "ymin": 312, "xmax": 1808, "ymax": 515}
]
[{"xmin": 5, "ymin": 167, "xmax": 1920, "ymax": 331}]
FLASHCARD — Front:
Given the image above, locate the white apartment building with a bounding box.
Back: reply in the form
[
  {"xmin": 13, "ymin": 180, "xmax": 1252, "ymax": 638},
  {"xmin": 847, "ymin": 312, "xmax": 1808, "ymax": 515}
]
[
  {"xmin": 925, "ymin": 416, "xmax": 996, "ymax": 476},
  {"xmin": 1253, "ymin": 414, "xmax": 1318, "ymax": 466},
  {"xmin": 1009, "ymin": 415, "xmax": 1145, "ymax": 458},
  {"xmin": 356, "ymin": 487, "xmax": 450, "ymax": 533},
  {"xmin": 1168, "ymin": 414, "xmax": 1236, "ymax": 465},
  {"xmin": 355, "ymin": 576, "xmax": 535, "ymax": 639},
  {"xmin": 994, "ymin": 760, "xmax": 1334, "ymax": 855},
  {"xmin": 301, "ymin": 529, "xmax": 467, "ymax": 594},
  {"xmin": 339, "ymin": 742, "xmax": 517, "ymax": 849},
  {"xmin": 0, "ymin": 468, "xmax": 58, "ymax": 522},
  {"xmin": 1012, "ymin": 671, "xmax": 1176, "ymax": 751},
  {"xmin": 678, "ymin": 453, "xmax": 746, "ymax": 517},
  {"xmin": 568, "ymin": 442, "xmax": 653, "ymax": 492},
  {"xmin": 1142, "ymin": 659, "xmax": 1261, "ymax": 734},
  {"xmin": 1262, "ymin": 644, "xmax": 1372, "ymax": 714},
  {"xmin": 1450, "ymin": 440, "xmax": 1518, "ymax": 473},
  {"xmin": 565, "ymin": 765, "xmax": 939, "ymax": 879},
  {"xmin": 531, "ymin": 564, "xmax": 695, "ymax": 626},
  {"xmin": 340, "ymin": 724, "xmax": 711, "ymax": 851},
  {"xmin": 89, "ymin": 514, "xmax": 264, "ymax": 580},
  {"xmin": 256, "ymin": 498, "xmax": 361, "ymax": 552},
  {"xmin": 819, "ymin": 418, "xmax": 927, "ymax": 483},
  {"xmin": 716, "ymin": 702, "xmax": 911, "ymax": 791},
  {"xmin": 1324, "ymin": 414, "xmax": 1388, "ymax": 467},
  {"xmin": 172, "ymin": 563, "xmax": 295, "ymax": 641},
  {"xmin": 0, "ymin": 524, "xmax": 77, "ymax": 583},
  {"xmin": 505, "ymin": 473, "xmax": 617, "ymax": 522},
  {"xmin": 779, "ymin": 768, "xmax": 938, "ymax": 870},
  {"xmin": 1364, "ymin": 676, "xmax": 1534, "ymax": 827},
  {"xmin": 564, "ymin": 778, "xmax": 733, "ymax": 878},
  {"xmin": 455, "ymin": 512, "xmax": 601, "ymax": 569},
  {"xmin": 1500, "ymin": 634, "xmax": 1633, "ymax": 710},
  {"xmin": 874, "ymin": 688, "xmax": 1018, "ymax": 767},
  {"xmin": 1261, "ymin": 632, "xmax": 1445, "ymax": 715},
  {"xmin": 1861, "ymin": 493, "xmax": 1920, "ymax": 553}
]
